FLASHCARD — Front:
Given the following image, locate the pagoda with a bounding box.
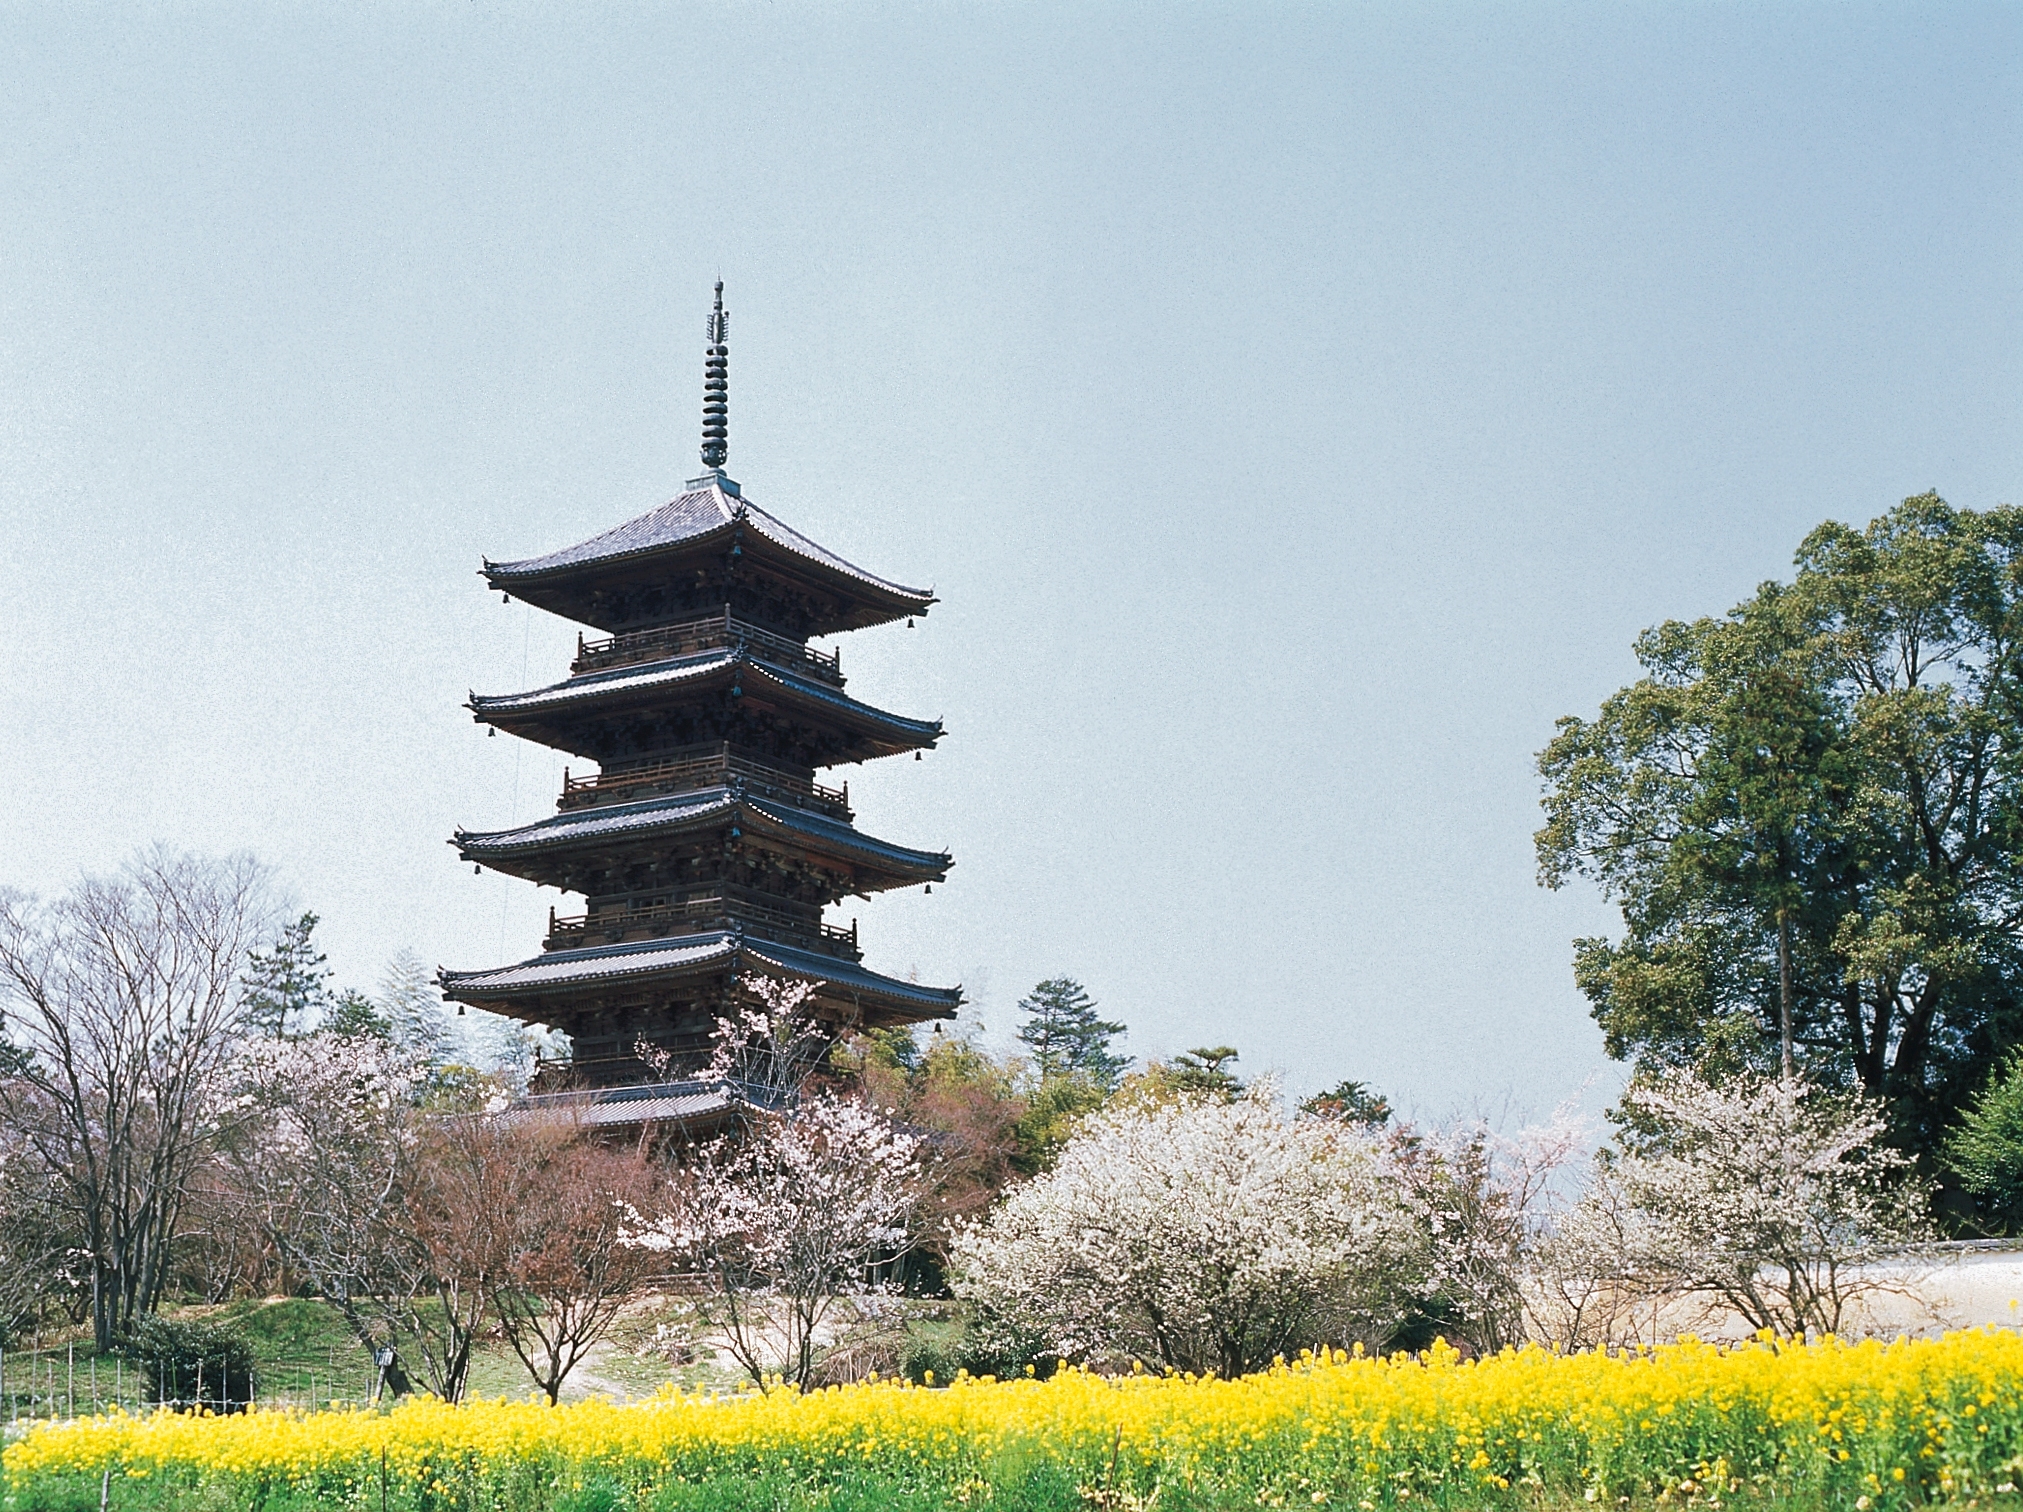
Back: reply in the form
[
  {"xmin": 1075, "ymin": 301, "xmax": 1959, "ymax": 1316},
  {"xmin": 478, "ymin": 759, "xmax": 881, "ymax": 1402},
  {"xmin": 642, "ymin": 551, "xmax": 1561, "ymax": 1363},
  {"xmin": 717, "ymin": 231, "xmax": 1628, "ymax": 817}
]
[{"xmin": 441, "ymin": 285, "xmax": 959, "ymax": 1104}]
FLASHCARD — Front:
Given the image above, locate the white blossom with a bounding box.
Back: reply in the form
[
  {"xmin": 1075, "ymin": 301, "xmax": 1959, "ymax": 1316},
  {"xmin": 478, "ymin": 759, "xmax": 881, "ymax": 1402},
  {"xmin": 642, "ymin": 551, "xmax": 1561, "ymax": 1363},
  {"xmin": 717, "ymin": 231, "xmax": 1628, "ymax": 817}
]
[
  {"xmin": 622, "ymin": 1090, "xmax": 924, "ymax": 1389},
  {"xmin": 949, "ymin": 1081, "xmax": 1422, "ymax": 1376},
  {"xmin": 1584, "ymin": 1071, "xmax": 1929, "ymax": 1337}
]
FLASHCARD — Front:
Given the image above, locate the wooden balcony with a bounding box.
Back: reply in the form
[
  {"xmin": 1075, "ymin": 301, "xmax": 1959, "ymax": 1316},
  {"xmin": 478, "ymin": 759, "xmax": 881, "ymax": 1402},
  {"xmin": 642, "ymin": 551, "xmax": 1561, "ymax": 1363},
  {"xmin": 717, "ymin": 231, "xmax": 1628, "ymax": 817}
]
[
  {"xmin": 558, "ymin": 747, "xmax": 849, "ymax": 817},
  {"xmin": 545, "ymin": 896, "xmax": 860, "ymax": 959},
  {"xmin": 573, "ymin": 610, "xmax": 842, "ymax": 683}
]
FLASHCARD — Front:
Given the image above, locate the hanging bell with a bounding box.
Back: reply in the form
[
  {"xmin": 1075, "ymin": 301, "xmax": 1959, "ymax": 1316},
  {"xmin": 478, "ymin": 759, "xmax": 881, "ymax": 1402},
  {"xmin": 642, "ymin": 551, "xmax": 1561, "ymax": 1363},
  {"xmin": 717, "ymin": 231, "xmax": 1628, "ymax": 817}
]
[
  {"xmin": 907, "ymin": 618, "xmax": 914, "ymax": 628},
  {"xmin": 924, "ymin": 884, "xmax": 932, "ymax": 894},
  {"xmin": 915, "ymin": 751, "xmax": 922, "ymax": 761},
  {"xmin": 473, "ymin": 864, "xmax": 481, "ymax": 875},
  {"xmin": 502, "ymin": 593, "xmax": 511, "ymax": 604}
]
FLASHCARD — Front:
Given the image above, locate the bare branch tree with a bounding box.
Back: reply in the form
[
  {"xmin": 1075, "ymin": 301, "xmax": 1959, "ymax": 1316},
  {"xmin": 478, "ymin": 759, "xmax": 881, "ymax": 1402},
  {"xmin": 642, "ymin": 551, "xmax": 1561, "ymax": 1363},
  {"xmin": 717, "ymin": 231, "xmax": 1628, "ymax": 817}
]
[
  {"xmin": 0, "ymin": 849, "xmax": 274, "ymax": 1350},
  {"xmin": 0, "ymin": 1116, "xmax": 75, "ymax": 1342},
  {"xmin": 486, "ymin": 1119, "xmax": 658, "ymax": 1403}
]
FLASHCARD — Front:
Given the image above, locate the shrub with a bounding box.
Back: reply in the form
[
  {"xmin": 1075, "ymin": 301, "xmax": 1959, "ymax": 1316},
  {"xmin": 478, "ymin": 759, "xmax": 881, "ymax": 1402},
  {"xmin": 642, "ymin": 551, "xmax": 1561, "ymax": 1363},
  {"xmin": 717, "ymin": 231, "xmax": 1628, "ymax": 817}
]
[
  {"xmin": 1947, "ymin": 1051, "xmax": 2023, "ymax": 1231},
  {"xmin": 122, "ymin": 1314, "xmax": 257, "ymax": 1412}
]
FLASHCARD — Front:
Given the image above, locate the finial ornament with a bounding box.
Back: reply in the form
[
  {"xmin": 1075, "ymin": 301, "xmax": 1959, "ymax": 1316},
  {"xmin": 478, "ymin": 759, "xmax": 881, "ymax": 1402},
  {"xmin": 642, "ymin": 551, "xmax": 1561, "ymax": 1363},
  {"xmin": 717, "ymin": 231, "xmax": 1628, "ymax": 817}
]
[{"xmin": 700, "ymin": 281, "xmax": 730, "ymax": 470}]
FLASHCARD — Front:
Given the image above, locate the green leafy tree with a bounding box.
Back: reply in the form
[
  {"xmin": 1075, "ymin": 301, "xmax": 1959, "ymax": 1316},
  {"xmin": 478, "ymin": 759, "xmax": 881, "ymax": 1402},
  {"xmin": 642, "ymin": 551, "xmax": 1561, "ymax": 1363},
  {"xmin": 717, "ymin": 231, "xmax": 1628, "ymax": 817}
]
[
  {"xmin": 1538, "ymin": 493, "xmax": 2023, "ymax": 1167},
  {"xmin": 1946, "ymin": 1054, "xmax": 2023, "ymax": 1231},
  {"xmin": 1015, "ymin": 978, "xmax": 1128, "ymax": 1089},
  {"xmin": 1010, "ymin": 1072, "xmax": 1107, "ymax": 1175},
  {"xmin": 241, "ymin": 912, "xmax": 331, "ymax": 1039}
]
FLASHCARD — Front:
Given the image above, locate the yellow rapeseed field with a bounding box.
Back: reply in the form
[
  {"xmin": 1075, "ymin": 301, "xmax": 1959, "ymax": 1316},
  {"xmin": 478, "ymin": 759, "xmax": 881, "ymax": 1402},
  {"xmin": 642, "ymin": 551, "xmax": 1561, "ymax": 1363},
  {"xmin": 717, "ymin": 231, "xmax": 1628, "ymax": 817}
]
[{"xmin": 6, "ymin": 1330, "xmax": 2023, "ymax": 1509}]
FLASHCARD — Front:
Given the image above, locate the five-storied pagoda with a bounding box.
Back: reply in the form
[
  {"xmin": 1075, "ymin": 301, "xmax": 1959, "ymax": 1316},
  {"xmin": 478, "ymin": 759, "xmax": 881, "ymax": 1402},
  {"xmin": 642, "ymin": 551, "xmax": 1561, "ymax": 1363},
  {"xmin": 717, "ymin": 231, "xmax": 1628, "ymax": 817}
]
[{"xmin": 441, "ymin": 286, "xmax": 959, "ymax": 1115}]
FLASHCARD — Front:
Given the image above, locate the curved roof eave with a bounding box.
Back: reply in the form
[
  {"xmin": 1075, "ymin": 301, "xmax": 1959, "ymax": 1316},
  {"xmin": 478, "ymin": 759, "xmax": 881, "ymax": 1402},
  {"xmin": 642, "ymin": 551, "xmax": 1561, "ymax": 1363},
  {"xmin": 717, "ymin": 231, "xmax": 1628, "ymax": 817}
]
[
  {"xmin": 481, "ymin": 483, "xmax": 935, "ymax": 607},
  {"xmin": 467, "ymin": 649, "xmax": 944, "ymax": 742},
  {"xmin": 439, "ymin": 931, "xmax": 961, "ymax": 1014},
  {"xmin": 742, "ymin": 938, "xmax": 963, "ymax": 1012},
  {"xmin": 452, "ymin": 789, "xmax": 951, "ymax": 876},
  {"xmin": 440, "ymin": 932, "xmax": 738, "ymax": 995}
]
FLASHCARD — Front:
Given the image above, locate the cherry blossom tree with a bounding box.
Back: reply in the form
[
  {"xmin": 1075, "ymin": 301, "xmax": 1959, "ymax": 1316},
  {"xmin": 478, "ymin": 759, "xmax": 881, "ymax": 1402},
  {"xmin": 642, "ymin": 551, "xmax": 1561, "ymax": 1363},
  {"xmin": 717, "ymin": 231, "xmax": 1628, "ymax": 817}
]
[
  {"xmin": 1382, "ymin": 1102, "xmax": 1591, "ymax": 1354},
  {"xmin": 1595, "ymin": 1071, "xmax": 1929, "ymax": 1336},
  {"xmin": 625, "ymin": 973, "xmax": 926, "ymax": 1390},
  {"xmin": 949, "ymin": 1082, "xmax": 1423, "ymax": 1377},
  {"xmin": 228, "ymin": 1026, "xmax": 516, "ymax": 1401},
  {"xmin": 623, "ymin": 1092, "xmax": 924, "ymax": 1389}
]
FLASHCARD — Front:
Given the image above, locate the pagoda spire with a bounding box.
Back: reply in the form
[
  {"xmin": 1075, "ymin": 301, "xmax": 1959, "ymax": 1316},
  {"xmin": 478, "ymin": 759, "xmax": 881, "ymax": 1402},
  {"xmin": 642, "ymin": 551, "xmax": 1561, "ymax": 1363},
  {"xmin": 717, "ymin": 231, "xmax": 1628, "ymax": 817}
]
[{"xmin": 700, "ymin": 281, "xmax": 730, "ymax": 471}]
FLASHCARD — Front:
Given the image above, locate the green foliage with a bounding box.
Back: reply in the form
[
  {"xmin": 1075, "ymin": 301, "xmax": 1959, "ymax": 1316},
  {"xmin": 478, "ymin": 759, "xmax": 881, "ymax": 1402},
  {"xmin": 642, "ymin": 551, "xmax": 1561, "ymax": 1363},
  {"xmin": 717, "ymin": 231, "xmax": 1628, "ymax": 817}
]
[
  {"xmin": 1166, "ymin": 1046, "xmax": 1244, "ymax": 1099},
  {"xmin": 1537, "ymin": 493, "xmax": 2023, "ymax": 1170},
  {"xmin": 856, "ymin": 1024, "xmax": 922, "ymax": 1072},
  {"xmin": 556, "ymin": 1479, "xmax": 628, "ymax": 1512},
  {"xmin": 323, "ymin": 988, "xmax": 392, "ymax": 1039},
  {"xmin": 123, "ymin": 1314, "xmax": 258, "ymax": 1412},
  {"xmin": 1015, "ymin": 978, "xmax": 1128, "ymax": 1089},
  {"xmin": 241, "ymin": 912, "xmax": 331, "ymax": 1040},
  {"xmin": 1010, "ymin": 1072, "xmax": 1107, "ymax": 1174},
  {"xmin": 1946, "ymin": 1052, "xmax": 2023, "ymax": 1230},
  {"xmin": 1300, "ymin": 1079, "xmax": 1392, "ymax": 1126}
]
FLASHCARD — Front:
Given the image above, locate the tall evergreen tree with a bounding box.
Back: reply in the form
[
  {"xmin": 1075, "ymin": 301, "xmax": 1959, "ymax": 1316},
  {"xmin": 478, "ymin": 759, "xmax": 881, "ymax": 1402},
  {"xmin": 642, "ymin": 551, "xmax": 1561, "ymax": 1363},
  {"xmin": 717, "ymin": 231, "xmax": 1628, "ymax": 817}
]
[
  {"xmin": 1015, "ymin": 978, "xmax": 1128, "ymax": 1089},
  {"xmin": 1538, "ymin": 493, "xmax": 2023, "ymax": 1167},
  {"xmin": 241, "ymin": 912, "xmax": 331, "ymax": 1039},
  {"xmin": 377, "ymin": 949, "xmax": 454, "ymax": 1066}
]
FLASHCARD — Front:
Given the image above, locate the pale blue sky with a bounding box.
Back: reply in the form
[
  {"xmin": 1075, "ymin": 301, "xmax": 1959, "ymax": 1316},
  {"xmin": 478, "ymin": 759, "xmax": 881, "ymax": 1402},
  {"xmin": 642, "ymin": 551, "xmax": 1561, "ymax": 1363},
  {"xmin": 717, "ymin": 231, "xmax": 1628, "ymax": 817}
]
[{"xmin": 3, "ymin": 3, "xmax": 2019, "ymax": 1116}]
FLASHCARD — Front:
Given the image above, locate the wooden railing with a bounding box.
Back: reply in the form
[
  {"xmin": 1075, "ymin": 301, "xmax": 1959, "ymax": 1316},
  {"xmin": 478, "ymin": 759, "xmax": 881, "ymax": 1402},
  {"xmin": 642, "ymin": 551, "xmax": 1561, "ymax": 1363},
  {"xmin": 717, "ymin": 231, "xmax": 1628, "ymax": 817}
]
[
  {"xmin": 558, "ymin": 747, "xmax": 848, "ymax": 816},
  {"xmin": 546, "ymin": 896, "xmax": 859, "ymax": 958},
  {"xmin": 547, "ymin": 895, "xmax": 725, "ymax": 944},
  {"xmin": 573, "ymin": 610, "xmax": 841, "ymax": 683}
]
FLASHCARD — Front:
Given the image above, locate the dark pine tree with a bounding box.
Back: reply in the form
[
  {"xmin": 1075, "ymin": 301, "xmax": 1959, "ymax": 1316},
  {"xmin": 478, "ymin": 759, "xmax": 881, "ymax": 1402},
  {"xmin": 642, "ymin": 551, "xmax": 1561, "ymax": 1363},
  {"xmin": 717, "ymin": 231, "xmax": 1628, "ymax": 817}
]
[
  {"xmin": 1167, "ymin": 1046, "xmax": 1244, "ymax": 1100},
  {"xmin": 1015, "ymin": 978, "xmax": 1129, "ymax": 1089},
  {"xmin": 1299, "ymin": 1078, "xmax": 1392, "ymax": 1127},
  {"xmin": 241, "ymin": 912, "xmax": 331, "ymax": 1039}
]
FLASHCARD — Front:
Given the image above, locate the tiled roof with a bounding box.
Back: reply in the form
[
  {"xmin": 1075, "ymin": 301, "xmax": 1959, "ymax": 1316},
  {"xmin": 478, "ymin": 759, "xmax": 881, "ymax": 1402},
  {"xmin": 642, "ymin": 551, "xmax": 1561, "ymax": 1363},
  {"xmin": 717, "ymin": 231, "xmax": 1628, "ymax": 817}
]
[
  {"xmin": 746, "ymin": 796, "xmax": 951, "ymax": 872},
  {"xmin": 573, "ymin": 1088, "xmax": 733, "ymax": 1127},
  {"xmin": 742, "ymin": 937, "xmax": 963, "ymax": 1011},
  {"xmin": 466, "ymin": 649, "xmax": 943, "ymax": 742},
  {"xmin": 453, "ymin": 789, "xmax": 950, "ymax": 875},
  {"xmin": 456, "ymin": 789, "xmax": 733, "ymax": 854},
  {"xmin": 468, "ymin": 647, "xmax": 733, "ymax": 716},
  {"xmin": 484, "ymin": 480, "xmax": 933, "ymax": 606},
  {"xmin": 439, "ymin": 930, "xmax": 961, "ymax": 1013},
  {"xmin": 441, "ymin": 934, "xmax": 734, "ymax": 993},
  {"xmin": 510, "ymin": 1078, "xmax": 790, "ymax": 1129}
]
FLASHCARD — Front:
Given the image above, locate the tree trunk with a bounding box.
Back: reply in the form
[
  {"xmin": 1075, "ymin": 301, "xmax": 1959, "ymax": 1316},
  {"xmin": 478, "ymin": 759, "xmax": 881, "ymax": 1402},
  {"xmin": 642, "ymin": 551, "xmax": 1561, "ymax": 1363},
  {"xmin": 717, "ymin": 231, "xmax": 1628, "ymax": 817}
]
[{"xmin": 1777, "ymin": 911, "xmax": 1795, "ymax": 1080}]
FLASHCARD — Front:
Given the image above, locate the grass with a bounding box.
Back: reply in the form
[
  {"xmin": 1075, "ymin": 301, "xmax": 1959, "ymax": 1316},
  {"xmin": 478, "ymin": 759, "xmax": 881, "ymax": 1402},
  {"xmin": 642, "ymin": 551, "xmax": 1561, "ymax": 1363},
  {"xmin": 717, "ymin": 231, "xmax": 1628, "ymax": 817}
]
[
  {"xmin": 1, "ymin": 1295, "xmax": 736, "ymax": 1426},
  {"xmin": 0, "ymin": 1463, "xmax": 1966, "ymax": 1512}
]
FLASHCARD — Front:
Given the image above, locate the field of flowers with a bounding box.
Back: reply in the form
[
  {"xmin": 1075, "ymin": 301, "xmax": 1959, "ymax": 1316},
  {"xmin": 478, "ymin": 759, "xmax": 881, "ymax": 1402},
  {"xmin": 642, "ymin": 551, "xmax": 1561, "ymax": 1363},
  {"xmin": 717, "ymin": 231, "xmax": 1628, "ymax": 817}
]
[{"xmin": 5, "ymin": 1329, "xmax": 2023, "ymax": 1512}]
